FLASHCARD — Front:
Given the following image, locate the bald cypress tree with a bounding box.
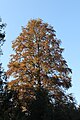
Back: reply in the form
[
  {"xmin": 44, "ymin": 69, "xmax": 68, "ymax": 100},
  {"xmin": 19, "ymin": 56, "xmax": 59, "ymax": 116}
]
[
  {"xmin": 7, "ymin": 19, "xmax": 72, "ymax": 95},
  {"xmin": 7, "ymin": 19, "xmax": 72, "ymax": 114}
]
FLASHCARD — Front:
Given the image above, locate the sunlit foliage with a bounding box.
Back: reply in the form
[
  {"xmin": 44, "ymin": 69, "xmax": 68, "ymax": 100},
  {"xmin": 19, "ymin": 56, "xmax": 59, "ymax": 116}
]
[{"xmin": 7, "ymin": 19, "xmax": 72, "ymax": 105}]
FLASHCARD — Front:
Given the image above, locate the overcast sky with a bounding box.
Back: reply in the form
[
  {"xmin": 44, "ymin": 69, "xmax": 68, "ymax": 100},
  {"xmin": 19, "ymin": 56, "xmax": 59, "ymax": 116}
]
[{"xmin": 0, "ymin": 0, "xmax": 80, "ymax": 104}]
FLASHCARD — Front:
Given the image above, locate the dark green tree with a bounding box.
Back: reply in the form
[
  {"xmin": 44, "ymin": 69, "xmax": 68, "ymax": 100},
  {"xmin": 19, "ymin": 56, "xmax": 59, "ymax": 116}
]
[
  {"xmin": 26, "ymin": 87, "xmax": 54, "ymax": 120},
  {"xmin": 0, "ymin": 18, "xmax": 8, "ymax": 120},
  {"xmin": 53, "ymin": 95, "xmax": 77, "ymax": 120}
]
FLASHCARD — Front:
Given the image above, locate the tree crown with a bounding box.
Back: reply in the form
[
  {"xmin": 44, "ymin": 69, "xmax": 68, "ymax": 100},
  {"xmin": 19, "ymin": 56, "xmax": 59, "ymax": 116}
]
[{"xmin": 7, "ymin": 19, "xmax": 72, "ymax": 100}]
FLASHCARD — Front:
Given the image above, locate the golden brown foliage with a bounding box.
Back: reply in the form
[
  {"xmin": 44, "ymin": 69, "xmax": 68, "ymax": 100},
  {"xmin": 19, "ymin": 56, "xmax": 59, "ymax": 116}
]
[{"xmin": 7, "ymin": 19, "xmax": 72, "ymax": 101}]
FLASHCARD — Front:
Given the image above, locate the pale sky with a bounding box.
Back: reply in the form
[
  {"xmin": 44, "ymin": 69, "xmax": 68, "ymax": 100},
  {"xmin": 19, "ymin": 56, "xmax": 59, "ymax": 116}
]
[{"xmin": 0, "ymin": 0, "xmax": 80, "ymax": 104}]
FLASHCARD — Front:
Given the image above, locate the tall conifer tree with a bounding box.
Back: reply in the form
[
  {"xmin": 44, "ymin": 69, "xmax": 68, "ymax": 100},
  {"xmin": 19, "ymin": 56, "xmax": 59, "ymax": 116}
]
[{"xmin": 7, "ymin": 19, "xmax": 72, "ymax": 108}]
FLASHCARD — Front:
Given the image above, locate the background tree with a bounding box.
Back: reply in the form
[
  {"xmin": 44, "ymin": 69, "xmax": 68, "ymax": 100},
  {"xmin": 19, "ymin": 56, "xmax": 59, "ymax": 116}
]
[
  {"xmin": 0, "ymin": 18, "xmax": 8, "ymax": 120},
  {"xmin": 7, "ymin": 18, "xmax": 72, "ymax": 114},
  {"xmin": 27, "ymin": 87, "xmax": 54, "ymax": 120},
  {"xmin": 53, "ymin": 94, "xmax": 78, "ymax": 120}
]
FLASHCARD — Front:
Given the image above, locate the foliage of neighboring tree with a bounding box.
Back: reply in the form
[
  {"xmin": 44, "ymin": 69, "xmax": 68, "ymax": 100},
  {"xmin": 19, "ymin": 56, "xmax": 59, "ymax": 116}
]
[
  {"xmin": 0, "ymin": 18, "xmax": 6, "ymax": 92},
  {"xmin": 53, "ymin": 95, "xmax": 78, "ymax": 120},
  {"xmin": 0, "ymin": 18, "xmax": 8, "ymax": 120},
  {"xmin": 26, "ymin": 87, "xmax": 54, "ymax": 120}
]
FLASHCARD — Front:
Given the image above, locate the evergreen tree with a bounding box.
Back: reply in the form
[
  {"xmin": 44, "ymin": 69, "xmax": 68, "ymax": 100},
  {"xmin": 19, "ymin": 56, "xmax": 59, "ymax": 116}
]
[
  {"xmin": 27, "ymin": 87, "xmax": 54, "ymax": 120},
  {"xmin": 0, "ymin": 18, "xmax": 8, "ymax": 120}
]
